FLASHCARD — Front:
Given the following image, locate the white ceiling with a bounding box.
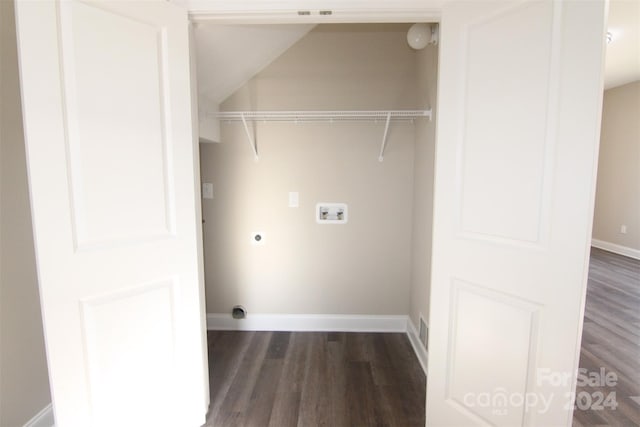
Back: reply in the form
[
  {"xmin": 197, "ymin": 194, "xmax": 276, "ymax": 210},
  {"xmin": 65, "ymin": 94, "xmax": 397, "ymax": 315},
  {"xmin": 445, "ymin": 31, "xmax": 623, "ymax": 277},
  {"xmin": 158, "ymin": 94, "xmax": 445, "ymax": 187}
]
[{"xmin": 605, "ymin": 0, "xmax": 640, "ymax": 89}]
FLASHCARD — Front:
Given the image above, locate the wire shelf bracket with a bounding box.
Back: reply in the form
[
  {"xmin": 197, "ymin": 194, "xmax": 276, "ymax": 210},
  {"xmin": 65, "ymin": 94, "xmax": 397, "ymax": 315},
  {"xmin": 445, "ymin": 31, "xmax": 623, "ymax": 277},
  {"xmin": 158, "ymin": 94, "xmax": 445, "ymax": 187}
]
[
  {"xmin": 240, "ymin": 113, "xmax": 259, "ymax": 161},
  {"xmin": 378, "ymin": 112, "xmax": 392, "ymax": 162}
]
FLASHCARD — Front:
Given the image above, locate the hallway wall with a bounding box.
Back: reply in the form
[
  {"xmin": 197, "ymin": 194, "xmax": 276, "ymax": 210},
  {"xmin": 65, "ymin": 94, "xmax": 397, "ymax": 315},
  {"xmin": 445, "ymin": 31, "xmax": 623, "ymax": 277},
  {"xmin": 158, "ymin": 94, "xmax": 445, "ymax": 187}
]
[{"xmin": 592, "ymin": 81, "xmax": 640, "ymax": 255}]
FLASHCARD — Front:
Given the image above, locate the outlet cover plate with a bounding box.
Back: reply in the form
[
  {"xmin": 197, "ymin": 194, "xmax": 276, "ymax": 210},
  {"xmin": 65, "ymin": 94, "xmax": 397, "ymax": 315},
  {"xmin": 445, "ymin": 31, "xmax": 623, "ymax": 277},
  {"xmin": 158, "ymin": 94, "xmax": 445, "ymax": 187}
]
[{"xmin": 202, "ymin": 183, "xmax": 214, "ymax": 199}]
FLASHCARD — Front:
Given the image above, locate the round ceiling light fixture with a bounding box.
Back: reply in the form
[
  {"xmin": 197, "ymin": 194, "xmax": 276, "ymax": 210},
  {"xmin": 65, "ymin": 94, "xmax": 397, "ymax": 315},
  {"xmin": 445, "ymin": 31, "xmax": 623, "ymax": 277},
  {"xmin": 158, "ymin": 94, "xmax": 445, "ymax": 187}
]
[{"xmin": 407, "ymin": 23, "xmax": 437, "ymax": 50}]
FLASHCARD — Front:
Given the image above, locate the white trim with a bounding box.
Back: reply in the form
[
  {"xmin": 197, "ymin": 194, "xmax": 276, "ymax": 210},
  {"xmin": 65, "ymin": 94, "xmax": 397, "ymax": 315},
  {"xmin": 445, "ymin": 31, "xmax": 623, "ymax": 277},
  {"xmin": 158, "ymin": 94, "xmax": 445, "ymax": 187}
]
[
  {"xmin": 173, "ymin": 0, "xmax": 443, "ymax": 23},
  {"xmin": 207, "ymin": 313, "xmax": 408, "ymax": 332},
  {"xmin": 23, "ymin": 403, "xmax": 54, "ymax": 427},
  {"xmin": 406, "ymin": 319, "xmax": 428, "ymax": 376},
  {"xmin": 592, "ymin": 239, "xmax": 640, "ymax": 260}
]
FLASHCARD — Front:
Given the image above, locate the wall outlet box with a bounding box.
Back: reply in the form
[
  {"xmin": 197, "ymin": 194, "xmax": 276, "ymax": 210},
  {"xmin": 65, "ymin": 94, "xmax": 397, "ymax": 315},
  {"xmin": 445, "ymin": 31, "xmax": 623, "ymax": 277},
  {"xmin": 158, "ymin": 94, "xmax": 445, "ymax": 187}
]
[{"xmin": 316, "ymin": 203, "xmax": 348, "ymax": 224}]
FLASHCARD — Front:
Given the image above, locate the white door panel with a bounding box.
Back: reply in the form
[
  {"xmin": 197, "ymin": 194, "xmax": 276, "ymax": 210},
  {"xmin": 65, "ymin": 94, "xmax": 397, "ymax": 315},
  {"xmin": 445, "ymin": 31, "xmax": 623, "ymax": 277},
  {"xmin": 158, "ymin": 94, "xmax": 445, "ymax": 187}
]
[
  {"xmin": 15, "ymin": 1, "xmax": 208, "ymax": 425},
  {"xmin": 427, "ymin": 1, "xmax": 606, "ymax": 426}
]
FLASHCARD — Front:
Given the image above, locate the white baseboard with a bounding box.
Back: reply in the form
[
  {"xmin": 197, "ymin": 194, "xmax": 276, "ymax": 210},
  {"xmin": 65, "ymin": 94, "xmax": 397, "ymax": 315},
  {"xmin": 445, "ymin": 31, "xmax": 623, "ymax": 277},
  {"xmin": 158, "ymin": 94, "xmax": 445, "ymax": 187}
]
[
  {"xmin": 207, "ymin": 313, "xmax": 408, "ymax": 332},
  {"xmin": 406, "ymin": 319, "xmax": 428, "ymax": 376},
  {"xmin": 592, "ymin": 239, "xmax": 640, "ymax": 260},
  {"xmin": 23, "ymin": 403, "xmax": 54, "ymax": 427}
]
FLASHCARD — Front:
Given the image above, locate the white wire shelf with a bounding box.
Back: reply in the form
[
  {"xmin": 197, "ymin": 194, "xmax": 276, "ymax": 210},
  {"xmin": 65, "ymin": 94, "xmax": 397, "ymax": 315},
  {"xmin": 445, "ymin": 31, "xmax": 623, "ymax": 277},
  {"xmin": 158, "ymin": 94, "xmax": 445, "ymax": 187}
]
[
  {"xmin": 211, "ymin": 109, "xmax": 432, "ymax": 162},
  {"xmin": 216, "ymin": 109, "xmax": 431, "ymax": 122}
]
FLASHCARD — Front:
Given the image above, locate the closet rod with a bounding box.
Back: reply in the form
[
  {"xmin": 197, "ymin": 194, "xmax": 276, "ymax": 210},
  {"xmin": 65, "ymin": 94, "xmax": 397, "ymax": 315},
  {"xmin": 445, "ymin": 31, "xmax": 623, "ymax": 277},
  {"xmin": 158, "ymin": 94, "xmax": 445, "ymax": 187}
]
[{"xmin": 216, "ymin": 109, "xmax": 432, "ymax": 122}]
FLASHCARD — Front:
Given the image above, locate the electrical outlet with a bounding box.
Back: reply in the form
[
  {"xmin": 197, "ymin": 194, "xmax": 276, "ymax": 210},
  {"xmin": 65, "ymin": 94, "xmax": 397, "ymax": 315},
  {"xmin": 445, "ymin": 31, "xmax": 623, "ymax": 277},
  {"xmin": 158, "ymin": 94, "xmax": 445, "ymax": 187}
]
[
  {"xmin": 620, "ymin": 225, "xmax": 627, "ymax": 234},
  {"xmin": 289, "ymin": 191, "xmax": 299, "ymax": 208},
  {"xmin": 202, "ymin": 183, "xmax": 213, "ymax": 199}
]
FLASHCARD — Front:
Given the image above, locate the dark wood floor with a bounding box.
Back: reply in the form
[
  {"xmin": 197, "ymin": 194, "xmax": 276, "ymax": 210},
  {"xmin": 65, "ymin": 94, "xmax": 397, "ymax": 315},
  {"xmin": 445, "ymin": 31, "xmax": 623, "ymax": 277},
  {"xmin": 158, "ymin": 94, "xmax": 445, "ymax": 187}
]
[
  {"xmin": 203, "ymin": 331, "xmax": 425, "ymax": 427},
  {"xmin": 573, "ymin": 248, "xmax": 640, "ymax": 426}
]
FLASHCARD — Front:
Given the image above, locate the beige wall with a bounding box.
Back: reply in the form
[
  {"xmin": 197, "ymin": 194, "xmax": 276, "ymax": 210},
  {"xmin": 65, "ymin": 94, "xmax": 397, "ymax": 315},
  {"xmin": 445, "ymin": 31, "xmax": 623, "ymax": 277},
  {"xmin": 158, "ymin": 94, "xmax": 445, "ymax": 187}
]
[
  {"xmin": 592, "ymin": 81, "xmax": 640, "ymax": 252},
  {"xmin": 408, "ymin": 46, "xmax": 438, "ymax": 330},
  {"xmin": 0, "ymin": 1, "xmax": 52, "ymax": 425},
  {"xmin": 200, "ymin": 25, "xmax": 428, "ymax": 315}
]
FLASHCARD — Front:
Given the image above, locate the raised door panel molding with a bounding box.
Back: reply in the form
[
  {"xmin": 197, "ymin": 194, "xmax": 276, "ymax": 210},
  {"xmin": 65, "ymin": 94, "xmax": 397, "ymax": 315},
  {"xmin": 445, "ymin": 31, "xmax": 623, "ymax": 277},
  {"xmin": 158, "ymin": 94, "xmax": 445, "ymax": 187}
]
[
  {"xmin": 59, "ymin": 1, "xmax": 176, "ymax": 248},
  {"xmin": 457, "ymin": 1, "xmax": 560, "ymax": 246},
  {"xmin": 80, "ymin": 278, "xmax": 178, "ymax": 424},
  {"xmin": 445, "ymin": 279, "xmax": 541, "ymax": 426}
]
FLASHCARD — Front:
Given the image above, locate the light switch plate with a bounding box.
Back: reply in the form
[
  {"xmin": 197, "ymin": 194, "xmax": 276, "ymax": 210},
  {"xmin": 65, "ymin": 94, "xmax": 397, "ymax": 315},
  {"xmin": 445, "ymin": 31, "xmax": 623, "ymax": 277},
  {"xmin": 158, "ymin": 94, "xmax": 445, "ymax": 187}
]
[
  {"xmin": 202, "ymin": 183, "xmax": 213, "ymax": 199},
  {"xmin": 289, "ymin": 191, "xmax": 299, "ymax": 208}
]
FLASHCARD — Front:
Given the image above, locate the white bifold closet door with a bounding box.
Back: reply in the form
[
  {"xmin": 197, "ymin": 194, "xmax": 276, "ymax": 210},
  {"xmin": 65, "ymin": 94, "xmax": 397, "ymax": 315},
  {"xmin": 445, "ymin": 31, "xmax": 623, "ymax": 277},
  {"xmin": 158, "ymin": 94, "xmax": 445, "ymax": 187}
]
[
  {"xmin": 14, "ymin": 1, "xmax": 208, "ymax": 425},
  {"xmin": 427, "ymin": 1, "xmax": 606, "ymax": 426}
]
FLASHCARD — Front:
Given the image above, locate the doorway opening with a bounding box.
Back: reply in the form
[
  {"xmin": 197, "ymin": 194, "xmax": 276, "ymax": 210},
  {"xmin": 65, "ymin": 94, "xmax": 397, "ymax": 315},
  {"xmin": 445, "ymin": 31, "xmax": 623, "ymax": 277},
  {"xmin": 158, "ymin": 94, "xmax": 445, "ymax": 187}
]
[{"xmin": 192, "ymin": 22, "xmax": 439, "ymax": 425}]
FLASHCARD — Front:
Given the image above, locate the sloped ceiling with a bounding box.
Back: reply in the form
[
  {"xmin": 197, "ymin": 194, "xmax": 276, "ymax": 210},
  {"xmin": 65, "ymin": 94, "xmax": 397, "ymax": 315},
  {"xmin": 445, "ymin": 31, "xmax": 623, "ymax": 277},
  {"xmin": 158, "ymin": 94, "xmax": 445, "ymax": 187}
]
[
  {"xmin": 605, "ymin": 0, "xmax": 640, "ymax": 89},
  {"xmin": 194, "ymin": 24, "xmax": 315, "ymax": 110}
]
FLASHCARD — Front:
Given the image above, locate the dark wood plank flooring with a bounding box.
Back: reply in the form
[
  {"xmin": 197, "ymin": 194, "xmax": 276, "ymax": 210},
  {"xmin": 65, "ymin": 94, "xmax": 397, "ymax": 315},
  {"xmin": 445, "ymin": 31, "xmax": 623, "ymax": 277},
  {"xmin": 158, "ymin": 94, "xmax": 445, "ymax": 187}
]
[
  {"xmin": 573, "ymin": 248, "xmax": 640, "ymax": 426},
  {"xmin": 203, "ymin": 331, "xmax": 426, "ymax": 427}
]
